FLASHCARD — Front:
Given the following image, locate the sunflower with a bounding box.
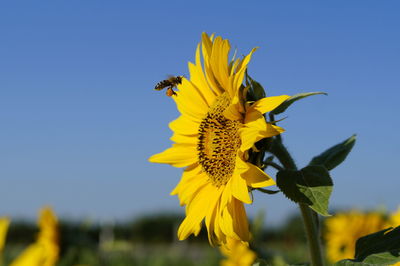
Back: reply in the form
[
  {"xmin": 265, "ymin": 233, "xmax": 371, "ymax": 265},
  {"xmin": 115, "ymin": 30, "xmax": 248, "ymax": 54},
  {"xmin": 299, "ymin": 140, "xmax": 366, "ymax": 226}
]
[
  {"xmin": 149, "ymin": 33, "xmax": 289, "ymax": 245},
  {"xmin": 324, "ymin": 211, "xmax": 386, "ymax": 262},
  {"xmin": 11, "ymin": 206, "xmax": 59, "ymax": 266},
  {"xmin": 220, "ymin": 237, "xmax": 256, "ymax": 266},
  {"xmin": 0, "ymin": 217, "xmax": 10, "ymax": 253},
  {"xmin": 388, "ymin": 206, "xmax": 400, "ymax": 227}
]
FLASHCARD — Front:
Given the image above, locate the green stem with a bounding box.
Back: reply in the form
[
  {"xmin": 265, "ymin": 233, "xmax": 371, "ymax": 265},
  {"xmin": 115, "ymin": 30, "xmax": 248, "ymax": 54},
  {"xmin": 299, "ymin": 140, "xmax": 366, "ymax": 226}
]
[
  {"xmin": 269, "ymin": 138, "xmax": 324, "ymax": 266},
  {"xmin": 269, "ymin": 140, "xmax": 296, "ymax": 170},
  {"xmin": 299, "ymin": 203, "xmax": 324, "ymax": 266}
]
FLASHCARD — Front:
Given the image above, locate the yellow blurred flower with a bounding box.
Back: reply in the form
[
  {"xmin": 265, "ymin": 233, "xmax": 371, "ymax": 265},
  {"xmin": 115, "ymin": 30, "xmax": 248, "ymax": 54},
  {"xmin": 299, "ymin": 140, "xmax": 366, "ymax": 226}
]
[
  {"xmin": 10, "ymin": 206, "xmax": 59, "ymax": 266},
  {"xmin": 388, "ymin": 206, "xmax": 400, "ymax": 227},
  {"xmin": 149, "ymin": 32, "xmax": 289, "ymax": 245},
  {"xmin": 0, "ymin": 217, "xmax": 10, "ymax": 253},
  {"xmin": 324, "ymin": 210, "xmax": 387, "ymax": 262},
  {"xmin": 220, "ymin": 238, "xmax": 256, "ymax": 266}
]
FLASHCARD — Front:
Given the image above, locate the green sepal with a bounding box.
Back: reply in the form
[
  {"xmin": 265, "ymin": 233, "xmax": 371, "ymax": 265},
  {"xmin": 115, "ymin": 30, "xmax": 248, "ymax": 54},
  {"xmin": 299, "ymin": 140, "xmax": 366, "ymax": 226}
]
[
  {"xmin": 276, "ymin": 165, "xmax": 333, "ymax": 216},
  {"xmin": 309, "ymin": 135, "xmax": 356, "ymax": 171},
  {"xmin": 249, "ymin": 77, "xmax": 266, "ymax": 100},
  {"xmin": 334, "ymin": 226, "xmax": 400, "ymax": 265},
  {"xmin": 271, "ymin": 92, "xmax": 327, "ymax": 115},
  {"xmin": 256, "ymin": 187, "xmax": 280, "ymax": 194},
  {"xmin": 262, "ymin": 155, "xmax": 274, "ymax": 170},
  {"xmin": 245, "ymin": 72, "xmax": 266, "ymax": 101}
]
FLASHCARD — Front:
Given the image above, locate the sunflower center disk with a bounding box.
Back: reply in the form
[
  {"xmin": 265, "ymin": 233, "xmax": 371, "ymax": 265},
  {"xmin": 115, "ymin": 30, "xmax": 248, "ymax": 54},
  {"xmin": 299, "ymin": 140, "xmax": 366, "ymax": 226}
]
[{"xmin": 197, "ymin": 94, "xmax": 241, "ymax": 187}]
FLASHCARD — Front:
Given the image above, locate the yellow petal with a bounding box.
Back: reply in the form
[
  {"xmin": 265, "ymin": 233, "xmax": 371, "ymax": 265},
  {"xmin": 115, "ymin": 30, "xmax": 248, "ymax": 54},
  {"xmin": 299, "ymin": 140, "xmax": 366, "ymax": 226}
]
[
  {"xmin": 220, "ymin": 184, "xmax": 232, "ymax": 212},
  {"xmin": 170, "ymin": 132, "xmax": 197, "ymax": 145},
  {"xmin": 205, "ymin": 203, "xmax": 218, "ymax": 245},
  {"xmin": 185, "ymin": 182, "xmax": 218, "ymax": 216},
  {"xmin": 245, "ymin": 95, "xmax": 290, "ymax": 123},
  {"xmin": 169, "ymin": 115, "xmax": 200, "ymax": 135},
  {"xmin": 187, "ymin": 44, "xmax": 217, "ymax": 105},
  {"xmin": 178, "ymin": 215, "xmax": 201, "ymax": 240},
  {"xmin": 231, "ymin": 199, "xmax": 250, "ymax": 242},
  {"xmin": 178, "ymin": 215, "xmax": 202, "ymax": 240},
  {"xmin": 240, "ymin": 117, "xmax": 285, "ymax": 152},
  {"xmin": 236, "ymin": 47, "xmax": 258, "ymax": 76},
  {"xmin": 149, "ymin": 144, "xmax": 198, "ymax": 167},
  {"xmin": 232, "ymin": 48, "xmax": 257, "ymax": 93},
  {"xmin": 209, "ymin": 36, "xmax": 229, "ymax": 95},
  {"xmin": 220, "ymin": 40, "xmax": 230, "ymax": 80},
  {"xmin": 223, "ymin": 102, "xmax": 242, "ymax": 121},
  {"xmin": 178, "ymin": 184, "xmax": 220, "ymax": 240},
  {"xmin": 221, "ymin": 204, "xmax": 234, "ymax": 238},
  {"xmin": 201, "ymin": 32, "xmax": 213, "ymax": 61},
  {"xmin": 174, "ymin": 78, "xmax": 208, "ymax": 121},
  {"xmin": 242, "ymin": 162, "xmax": 276, "ymax": 188},
  {"xmin": 204, "ymin": 187, "xmax": 224, "ymax": 245},
  {"xmin": 231, "ymin": 174, "xmax": 251, "ymax": 204},
  {"xmin": 230, "ymin": 58, "xmax": 240, "ymax": 76},
  {"xmin": 202, "ymin": 33, "xmax": 223, "ymax": 95},
  {"xmin": 210, "ymin": 37, "xmax": 222, "ymax": 85},
  {"xmin": 221, "ymin": 199, "xmax": 250, "ymax": 241},
  {"xmin": 175, "ymin": 172, "xmax": 209, "ymax": 206},
  {"xmin": 213, "ymin": 203, "xmax": 226, "ymax": 244},
  {"xmin": 214, "ymin": 38, "xmax": 230, "ymax": 92},
  {"xmin": 170, "ymin": 164, "xmax": 202, "ymax": 195}
]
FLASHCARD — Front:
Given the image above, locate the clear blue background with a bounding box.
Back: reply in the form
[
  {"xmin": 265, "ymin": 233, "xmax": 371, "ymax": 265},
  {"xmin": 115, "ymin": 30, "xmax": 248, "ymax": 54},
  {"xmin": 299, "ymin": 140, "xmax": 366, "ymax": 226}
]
[{"xmin": 0, "ymin": 1, "xmax": 399, "ymax": 224}]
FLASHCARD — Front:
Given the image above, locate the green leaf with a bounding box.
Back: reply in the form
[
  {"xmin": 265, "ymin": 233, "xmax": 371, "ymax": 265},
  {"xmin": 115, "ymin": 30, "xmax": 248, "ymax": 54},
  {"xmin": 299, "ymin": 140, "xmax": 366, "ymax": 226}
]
[
  {"xmin": 335, "ymin": 252, "xmax": 400, "ymax": 265},
  {"xmin": 297, "ymin": 166, "xmax": 333, "ymax": 216},
  {"xmin": 334, "ymin": 226, "xmax": 400, "ymax": 265},
  {"xmin": 355, "ymin": 226, "xmax": 400, "ymax": 260},
  {"xmin": 276, "ymin": 165, "xmax": 333, "ymax": 216},
  {"xmin": 271, "ymin": 92, "xmax": 327, "ymax": 115},
  {"xmin": 276, "ymin": 170, "xmax": 301, "ymax": 203},
  {"xmin": 309, "ymin": 135, "xmax": 356, "ymax": 171}
]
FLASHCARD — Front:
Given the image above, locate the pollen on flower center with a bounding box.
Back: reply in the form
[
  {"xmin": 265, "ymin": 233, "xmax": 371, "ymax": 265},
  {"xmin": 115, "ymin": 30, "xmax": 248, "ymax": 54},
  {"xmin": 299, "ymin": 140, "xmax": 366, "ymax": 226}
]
[{"xmin": 197, "ymin": 93, "xmax": 241, "ymax": 187}]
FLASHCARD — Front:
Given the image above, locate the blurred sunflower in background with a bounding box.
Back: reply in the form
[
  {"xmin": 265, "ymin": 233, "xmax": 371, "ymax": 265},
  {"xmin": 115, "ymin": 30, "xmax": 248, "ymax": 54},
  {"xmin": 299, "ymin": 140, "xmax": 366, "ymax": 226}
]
[
  {"xmin": 150, "ymin": 33, "xmax": 289, "ymax": 245},
  {"xmin": 220, "ymin": 237, "xmax": 256, "ymax": 266},
  {"xmin": 0, "ymin": 217, "xmax": 10, "ymax": 255},
  {"xmin": 10, "ymin": 206, "xmax": 59, "ymax": 266},
  {"xmin": 387, "ymin": 207, "xmax": 400, "ymax": 227},
  {"xmin": 324, "ymin": 208, "xmax": 400, "ymax": 263}
]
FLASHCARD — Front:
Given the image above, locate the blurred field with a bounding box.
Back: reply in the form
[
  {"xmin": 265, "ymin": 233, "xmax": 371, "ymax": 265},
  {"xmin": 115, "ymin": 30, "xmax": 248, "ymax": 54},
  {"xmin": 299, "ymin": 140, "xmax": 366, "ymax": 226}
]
[{"xmin": 2, "ymin": 213, "xmax": 310, "ymax": 266}]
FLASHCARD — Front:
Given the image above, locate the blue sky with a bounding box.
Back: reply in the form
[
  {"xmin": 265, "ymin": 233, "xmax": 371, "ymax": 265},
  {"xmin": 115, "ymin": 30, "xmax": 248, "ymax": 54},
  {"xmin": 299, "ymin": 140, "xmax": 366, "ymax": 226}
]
[{"xmin": 0, "ymin": 1, "xmax": 399, "ymax": 224}]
